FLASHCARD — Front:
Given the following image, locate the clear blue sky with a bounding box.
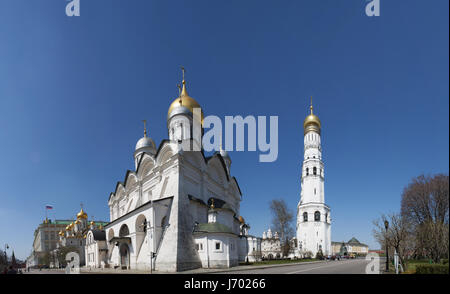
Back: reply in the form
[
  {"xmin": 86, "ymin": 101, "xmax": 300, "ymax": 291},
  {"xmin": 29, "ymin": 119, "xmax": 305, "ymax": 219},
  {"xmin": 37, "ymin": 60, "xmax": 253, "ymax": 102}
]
[{"xmin": 0, "ymin": 0, "xmax": 448, "ymax": 259}]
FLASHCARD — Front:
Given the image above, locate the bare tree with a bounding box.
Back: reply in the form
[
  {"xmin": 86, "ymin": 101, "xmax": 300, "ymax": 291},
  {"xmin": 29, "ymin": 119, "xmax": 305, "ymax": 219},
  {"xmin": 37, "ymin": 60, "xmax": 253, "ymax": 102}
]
[
  {"xmin": 400, "ymin": 174, "xmax": 449, "ymax": 261},
  {"xmin": 373, "ymin": 213, "xmax": 414, "ymax": 270},
  {"xmin": 269, "ymin": 199, "xmax": 294, "ymax": 244}
]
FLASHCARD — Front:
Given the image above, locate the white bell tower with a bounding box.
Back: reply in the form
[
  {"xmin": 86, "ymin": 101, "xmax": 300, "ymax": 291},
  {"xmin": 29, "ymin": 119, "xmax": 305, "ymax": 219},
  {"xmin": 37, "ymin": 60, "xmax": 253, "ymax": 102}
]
[{"xmin": 297, "ymin": 97, "xmax": 331, "ymax": 257}]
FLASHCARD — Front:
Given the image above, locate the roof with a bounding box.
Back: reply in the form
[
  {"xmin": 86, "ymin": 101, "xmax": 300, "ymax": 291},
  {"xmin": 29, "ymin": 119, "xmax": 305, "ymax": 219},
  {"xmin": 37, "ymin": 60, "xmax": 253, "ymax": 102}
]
[
  {"xmin": 347, "ymin": 237, "xmax": 369, "ymax": 247},
  {"xmin": 188, "ymin": 195, "xmax": 237, "ymax": 215},
  {"xmin": 193, "ymin": 223, "xmax": 235, "ymax": 235}
]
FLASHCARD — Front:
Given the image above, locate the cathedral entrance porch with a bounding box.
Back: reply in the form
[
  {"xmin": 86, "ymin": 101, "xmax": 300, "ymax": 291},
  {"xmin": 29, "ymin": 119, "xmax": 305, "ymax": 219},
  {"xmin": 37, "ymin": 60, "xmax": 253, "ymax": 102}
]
[{"xmin": 120, "ymin": 243, "xmax": 130, "ymax": 270}]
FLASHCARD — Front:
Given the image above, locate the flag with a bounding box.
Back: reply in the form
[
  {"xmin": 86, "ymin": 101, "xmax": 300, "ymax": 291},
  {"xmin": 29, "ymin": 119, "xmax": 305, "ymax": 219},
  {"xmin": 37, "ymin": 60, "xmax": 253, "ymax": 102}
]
[{"xmin": 45, "ymin": 205, "xmax": 53, "ymax": 210}]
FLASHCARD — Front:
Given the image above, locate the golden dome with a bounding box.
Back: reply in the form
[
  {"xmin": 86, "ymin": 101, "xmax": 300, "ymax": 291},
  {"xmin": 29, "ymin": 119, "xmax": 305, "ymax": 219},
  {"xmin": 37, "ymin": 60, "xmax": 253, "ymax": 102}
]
[
  {"xmin": 239, "ymin": 216, "xmax": 245, "ymax": 224},
  {"xmin": 75, "ymin": 220, "xmax": 80, "ymax": 225},
  {"xmin": 303, "ymin": 97, "xmax": 321, "ymax": 135},
  {"xmin": 77, "ymin": 208, "xmax": 88, "ymax": 219},
  {"xmin": 90, "ymin": 221, "xmax": 95, "ymax": 226},
  {"xmin": 167, "ymin": 80, "xmax": 204, "ymax": 124}
]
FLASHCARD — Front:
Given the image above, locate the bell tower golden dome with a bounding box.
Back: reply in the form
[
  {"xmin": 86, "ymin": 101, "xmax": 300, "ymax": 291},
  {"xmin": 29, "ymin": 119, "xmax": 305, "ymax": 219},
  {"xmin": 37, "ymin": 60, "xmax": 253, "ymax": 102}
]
[{"xmin": 303, "ymin": 96, "xmax": 321, "ymax": 135}]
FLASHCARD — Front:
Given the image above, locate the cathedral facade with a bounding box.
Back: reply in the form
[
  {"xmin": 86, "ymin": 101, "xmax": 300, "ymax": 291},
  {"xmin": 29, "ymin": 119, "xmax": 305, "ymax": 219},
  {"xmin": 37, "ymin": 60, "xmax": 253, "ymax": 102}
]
[
  {"xmin": 296, "ymin": 100, "xmax": 332, "ymax": 257},
  {"xmin": 102, "ymin": 73, "xmax": 255, "ymax": 272}
]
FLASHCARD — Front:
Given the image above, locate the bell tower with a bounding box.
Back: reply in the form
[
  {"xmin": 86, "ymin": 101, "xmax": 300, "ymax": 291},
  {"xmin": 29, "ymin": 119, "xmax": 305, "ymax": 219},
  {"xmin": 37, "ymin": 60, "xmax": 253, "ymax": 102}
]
[{"xmin": 296, "ymin": 98, "xmax": 331, "ymax": 257}]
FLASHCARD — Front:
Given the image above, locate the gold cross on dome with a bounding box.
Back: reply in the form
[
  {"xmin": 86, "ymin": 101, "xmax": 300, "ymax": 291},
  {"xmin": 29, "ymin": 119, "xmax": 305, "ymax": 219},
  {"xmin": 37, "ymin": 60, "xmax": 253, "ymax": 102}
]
[
  {"xmin": 142, "ymin": 120, "xmax": 147, "ymax": 137},
  {"xmin": 181, "ymin": 66, "xmax": 186, "ymax": 81}
]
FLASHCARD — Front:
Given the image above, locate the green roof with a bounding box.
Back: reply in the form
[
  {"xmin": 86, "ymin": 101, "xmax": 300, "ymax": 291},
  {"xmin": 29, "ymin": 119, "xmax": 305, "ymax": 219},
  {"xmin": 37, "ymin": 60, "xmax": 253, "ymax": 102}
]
[
  {"xmin": 193, "ymin": 223, "xmax": 235, "ymax": 235},
  {"xmin": 348, "ymin": 237, "xmax": 360, "ymax": 244},
  {"xmin": 42, "ymin": 220, "xmax": 109, "ymax": 226}
]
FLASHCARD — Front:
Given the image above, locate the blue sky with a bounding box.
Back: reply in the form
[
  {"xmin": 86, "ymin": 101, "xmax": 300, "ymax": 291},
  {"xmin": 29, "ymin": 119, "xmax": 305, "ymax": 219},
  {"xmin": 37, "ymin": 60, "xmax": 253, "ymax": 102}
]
[{"xmin": 0, "ymin": 0, "xmax": 448, "ymax": 259}]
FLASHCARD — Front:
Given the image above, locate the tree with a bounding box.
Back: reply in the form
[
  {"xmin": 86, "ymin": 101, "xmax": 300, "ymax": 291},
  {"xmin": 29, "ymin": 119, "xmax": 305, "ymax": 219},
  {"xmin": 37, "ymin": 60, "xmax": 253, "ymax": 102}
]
[
  {"xmin": 269, "ymin": 199, "xmax": 294, "ymax": 243},
  {"xmin": 373, "ymin": 213, "xmax": 414, "ymax": 270},
  {"xmin": 400, "ymin": 174, "xmax": 449, "ymax": 262},
  {"xmin": 11, "ymin": 251, "xmax": 16, "ymax": 267},
  {"xmin": 56, "ymin": 246, "xmax": 79, "ymax": 268}
]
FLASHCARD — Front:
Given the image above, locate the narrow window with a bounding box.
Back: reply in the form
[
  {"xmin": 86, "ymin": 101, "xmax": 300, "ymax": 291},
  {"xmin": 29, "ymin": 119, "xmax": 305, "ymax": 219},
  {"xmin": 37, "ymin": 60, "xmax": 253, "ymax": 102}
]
[
  {"xmin": 313, "ymin": 167, "xmax": 317, "ymax": 175},
  {"xmin": 306, "ymin": 168, "xmax": 309, "ymax": 176},
  {"xmin": 314, "ymin": 188, "xmax": 316, "ymax": 195},
  {"xmin": 215, "ymin": 242, "xmax": 221, "ymax": 250},
  {"xmin": 303, "ymin": 212, "xmax": 308, "ymax": 222},
  {"xmin": 314, "ymin": 211, "xmax": 320, "ymax": 222}
]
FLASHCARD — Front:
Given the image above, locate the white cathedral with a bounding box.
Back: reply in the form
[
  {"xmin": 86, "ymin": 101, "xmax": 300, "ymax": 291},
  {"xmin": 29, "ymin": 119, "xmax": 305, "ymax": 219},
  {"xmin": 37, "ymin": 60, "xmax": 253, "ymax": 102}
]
[
  {"xmin": 91, "ymin": 72, "xmax": 258, "ymax": 272},
  {"xmin": 296, "ymin": 100, "xmax": 331, "ymax": 257}
]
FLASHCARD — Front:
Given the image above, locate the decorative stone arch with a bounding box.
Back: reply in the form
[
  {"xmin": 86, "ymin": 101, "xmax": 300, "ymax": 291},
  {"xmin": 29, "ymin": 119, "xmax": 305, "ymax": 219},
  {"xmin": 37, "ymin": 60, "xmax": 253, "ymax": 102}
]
[
  {"xmin": 119, "ymin": 224, "xmax": 130, "ymax": 237},
  {"xmin": 116, "ymin": 184, "xmax": 126, "ymax": 202},
  {"xmin": 137, "ymin": 155, "xmax": 156, "ymax": 178},
  {"xmin": 156, "ymin": 144, "xmax": 175, "ymax": 166},
  {"xmin": 125, "ymin": 172, "xmax": 138, "ymax": 192},
  {"xmin": 135, "ymin": 214, "xmax": 147, "ymax": 233}
]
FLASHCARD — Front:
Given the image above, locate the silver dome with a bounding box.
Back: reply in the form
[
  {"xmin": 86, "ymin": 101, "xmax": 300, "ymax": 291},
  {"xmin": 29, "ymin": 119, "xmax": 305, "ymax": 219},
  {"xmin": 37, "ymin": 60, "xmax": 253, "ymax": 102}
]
[{"xmin": 135, "ymin": 136, "xmax": 156, "ymax": 151}]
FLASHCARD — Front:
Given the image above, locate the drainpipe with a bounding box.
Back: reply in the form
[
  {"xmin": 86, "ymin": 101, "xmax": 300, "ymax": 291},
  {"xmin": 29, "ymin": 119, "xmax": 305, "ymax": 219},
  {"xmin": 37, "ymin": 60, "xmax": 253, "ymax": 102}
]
[{"xmin": 206, "ymin": 235, "xmax": 209, "ymax": 268}]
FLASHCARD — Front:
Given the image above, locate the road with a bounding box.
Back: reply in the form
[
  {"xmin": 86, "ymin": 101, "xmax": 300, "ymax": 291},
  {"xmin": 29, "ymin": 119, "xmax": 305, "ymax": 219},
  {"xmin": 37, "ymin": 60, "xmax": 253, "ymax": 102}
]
[
  {"xmin": 22, "ymin": 258, "xmax": 384, "ymax": 274},
  {"xmin": 213, "ymin": 258, "xmax": 381, "ymax": 274}
]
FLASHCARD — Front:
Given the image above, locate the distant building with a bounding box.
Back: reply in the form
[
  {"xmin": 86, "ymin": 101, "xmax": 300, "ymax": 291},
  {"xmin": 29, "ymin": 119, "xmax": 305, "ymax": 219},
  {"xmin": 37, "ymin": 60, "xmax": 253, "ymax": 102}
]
[
  {"xmin": 53, "ymin": 208, "xmax": 108, "ymax": 268},
  {"xmin": 331, "ymin": 237, "xmax": 369, "ymax": 256},
  {"xmin": 27, "ymin": 218, "xmax": 69, "ymax": 268},
  {"xmin": 27, "ymin": 210, "xmax": 108, "ymax": 269}
]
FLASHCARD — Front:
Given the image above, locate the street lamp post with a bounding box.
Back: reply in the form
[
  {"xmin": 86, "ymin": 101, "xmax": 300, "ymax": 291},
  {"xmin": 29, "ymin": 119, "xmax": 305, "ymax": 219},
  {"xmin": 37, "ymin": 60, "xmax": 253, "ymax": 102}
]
[
  {"xmin": 384, "ymin": 220, "xmax": 389, "ymax": 272},
  {"xmin": 4, "ymin": 244, "xmax": 9, "ymax": 267}
]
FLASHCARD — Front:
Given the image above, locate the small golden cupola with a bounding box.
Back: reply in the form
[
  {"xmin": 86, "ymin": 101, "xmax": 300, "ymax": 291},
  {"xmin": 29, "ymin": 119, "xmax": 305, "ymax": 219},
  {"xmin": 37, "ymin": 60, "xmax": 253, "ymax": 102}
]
[
  {"xmin": 77, "ymin": 208, "xmax": 88, "ymax": 219},
  {"xmin": 303, "ymin": 96, "xmax": 321, "ymax": 135},
  {"xmin": 167, "ymin": 67, "xmax": 204, "ymax": 124}
]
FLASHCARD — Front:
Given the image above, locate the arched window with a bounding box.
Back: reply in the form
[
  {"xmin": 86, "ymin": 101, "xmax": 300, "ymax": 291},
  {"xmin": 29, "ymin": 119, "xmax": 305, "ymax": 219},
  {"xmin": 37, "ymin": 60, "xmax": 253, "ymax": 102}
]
[
  {"xmin": 303, "ymin": 212, "xmax": 308, "ymax": 222},
  {"xmin": 313, "ymin": 167, "xmax": 317, "ymax": 175},
  {"xmin": 306, "ymin": 168, "xmax": 309, "ymax": 176},
  {"xmin": 314, "ymin": 211, "xmax": 320, "ymax": 222},
  {"xmin": 135, "ymin": 214, "xmax": 147, "ymax": 233},
  {"xmin": 119, "ymin": 224, "xmax": 129, "ymax": 237}
]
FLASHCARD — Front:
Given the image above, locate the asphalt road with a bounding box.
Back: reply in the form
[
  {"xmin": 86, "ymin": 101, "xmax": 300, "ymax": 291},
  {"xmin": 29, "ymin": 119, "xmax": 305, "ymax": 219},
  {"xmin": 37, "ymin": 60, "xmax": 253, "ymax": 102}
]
[
  {"xmin": 213, "ymin": 259, "xmax": 378, "ymax": 274},
  {"xmin": 22, "ymin": 258, "xmax": 384, "ymax": 274}
]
